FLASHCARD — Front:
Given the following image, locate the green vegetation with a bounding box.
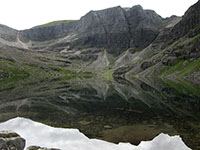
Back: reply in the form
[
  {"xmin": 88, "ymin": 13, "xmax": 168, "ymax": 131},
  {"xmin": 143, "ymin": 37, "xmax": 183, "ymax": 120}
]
[
  {"xmin": 163, "ymin": 78, "xmax": 200, "ymax": 96},
  {"xmin": 191, "ymin": 33, "xmax": 200, "ymax": 43},
  {"xmin": 0, "ymin": 50, "xmax": 96, "ymax": 92},
  {"xmin": 36, "ymin": 20, "xmax": 77, "ymax": 27},
  {"xmin": 103, "ymin": 70, "xmax": 114, "ymax": 80},
  {"xmin": 129, "ymin": 47, "xmax": 144, "ymax": 54},
  {"xmin": 72, "ymin": 44, "xmax": 91, "ymax": 51},
  {"xmin": 162, "ymin": 60, "xmax": 184, "ymax": 76},
  {"xmin": 177, "ymin": 59, "xmax": 200, "ymax": 76},
  {"xmin": 161, "ymin": 59, "xmax": 200, "ymax": 77},
  {"xmin": 177, "ymin": 79, "xmax": 200, "ymax": 96}
]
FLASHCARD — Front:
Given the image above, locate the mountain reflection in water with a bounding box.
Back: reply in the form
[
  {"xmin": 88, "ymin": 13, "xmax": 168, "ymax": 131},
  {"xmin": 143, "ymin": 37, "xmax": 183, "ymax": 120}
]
[{"xmin": 0, "ymin": 77, "xmax": 199, "ymax": 149}]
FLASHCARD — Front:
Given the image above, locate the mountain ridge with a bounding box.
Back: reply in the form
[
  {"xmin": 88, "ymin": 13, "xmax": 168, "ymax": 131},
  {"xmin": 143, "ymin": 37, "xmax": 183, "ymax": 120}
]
[{"xmin": 0, "ymin": 5, "xmax": 179, "ymax": 53}]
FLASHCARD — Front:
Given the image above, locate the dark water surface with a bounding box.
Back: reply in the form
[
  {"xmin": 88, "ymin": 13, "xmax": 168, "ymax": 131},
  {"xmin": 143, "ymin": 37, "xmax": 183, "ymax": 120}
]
[{"xmin": 0, "ymin": 76, "xmax": 200, "ymax": 149}]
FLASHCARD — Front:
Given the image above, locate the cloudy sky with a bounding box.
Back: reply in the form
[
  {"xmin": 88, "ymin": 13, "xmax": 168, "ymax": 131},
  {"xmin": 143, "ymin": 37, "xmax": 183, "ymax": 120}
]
[{"xmin": 0, "ymin": 0, "xmax": 198, "ymax": 30}]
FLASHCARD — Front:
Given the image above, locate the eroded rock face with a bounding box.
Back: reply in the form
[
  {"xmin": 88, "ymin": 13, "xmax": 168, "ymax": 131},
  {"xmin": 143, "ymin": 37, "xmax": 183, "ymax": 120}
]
[
  {"xmin": 73, "ymin": 6, "xmax": 130, "ymax": 52},
  {"xmin": 0, "ymin": 130, "xmax": 25, "ymax": 150},
  {"xmin": 19, "ymin": 21, "xmax": 77, "ymax": 42},
  {"xmin": 126, "ymin": 5, "xmax": 162, "ymax": 48},
  {"xmin": 73, "ymin": 5, "xmax": 163, "ymax": 53}
]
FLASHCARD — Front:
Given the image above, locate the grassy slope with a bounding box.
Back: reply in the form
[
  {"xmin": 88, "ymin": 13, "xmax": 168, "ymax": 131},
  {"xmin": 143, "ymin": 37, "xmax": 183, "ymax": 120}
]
[
  {"xmin": 36, "ymin": 20, "xmax": 77, "ymax": 28},
  {"xmin": 122, "ymin": 30, "xmax": 200, "ymax": 84},
  {"xmin": 0, "ymin": 47, "xmax": 95, "ymax": 91}
]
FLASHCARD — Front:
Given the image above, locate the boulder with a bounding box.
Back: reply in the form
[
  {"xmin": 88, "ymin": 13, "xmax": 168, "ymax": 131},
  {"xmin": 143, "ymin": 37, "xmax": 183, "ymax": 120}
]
[
  {"xmin": 162, "ymin": 57, "xmax": 177, "ymax": 66},
  {"xmin": 0, "ymin": 130, "xmax": 25, "ymax": 150},
  {"xmin": 141, "ymin": 61, "xmax": 152, "ymax": 70}
]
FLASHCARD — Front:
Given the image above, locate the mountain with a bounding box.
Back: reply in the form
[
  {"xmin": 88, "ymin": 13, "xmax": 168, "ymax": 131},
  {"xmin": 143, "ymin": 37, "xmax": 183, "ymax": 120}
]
[
  {"xmin": 0, "ymin": 1, "xmax": 199, "ymax": 83},
  {"xmin": 8, "ymin": 5, "xmax": 164, "ymax": 56},
  {"xmin": 17, "ymin": 5, "xmax": 164, "ymax": 55},
  {"xmin": 115, "ymin": 0, "xmax": 200, "ymax": 81},
  {"xmin": 0, "ymin": 1, "xmax": 200, "ymax": 150}
]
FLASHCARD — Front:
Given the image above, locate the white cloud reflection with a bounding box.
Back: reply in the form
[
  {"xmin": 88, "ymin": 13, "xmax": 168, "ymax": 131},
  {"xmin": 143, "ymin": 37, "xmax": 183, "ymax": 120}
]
[{"xmin": 0, "ymin": 117, "xmax": 191, "ymax": 150}]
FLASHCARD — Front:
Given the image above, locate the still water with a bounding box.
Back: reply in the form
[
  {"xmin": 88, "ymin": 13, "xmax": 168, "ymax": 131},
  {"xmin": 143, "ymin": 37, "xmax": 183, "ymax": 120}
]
[{"xmin": 0, "ymin": 76, "xmax": 200, "ymax": 149}]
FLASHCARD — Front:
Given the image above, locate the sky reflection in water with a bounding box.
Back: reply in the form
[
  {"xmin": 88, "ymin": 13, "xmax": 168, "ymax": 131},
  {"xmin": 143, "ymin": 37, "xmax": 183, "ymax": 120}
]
[{"xmin": 0, "ymin": 117, "xmax": 191, "ymax": 150}]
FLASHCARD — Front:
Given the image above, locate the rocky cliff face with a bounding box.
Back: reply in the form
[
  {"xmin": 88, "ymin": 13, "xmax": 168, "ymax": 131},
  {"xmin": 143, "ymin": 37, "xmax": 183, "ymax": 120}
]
[
  {"xmin": 15, "ymin": 5, "xmax": 165, "ymax": 55},
  {"xmin": 73, "ymin": 6, "xmax": 130, "ymax": 53},
  {"xmin": 171, "ymin": 0, "xmax": 200, "ymax": 39},
  {"xmin": 20, "ymin": 21, "xmax": 77, "ymax": 42},
  {"xmin": 0, "ymin": 24, "xmax": 17, "ymax": 42},
  {"xmin": 163, "ymin": 0, "xmax": 200, "ymax": 60},
  {"xmin": 126, "ymin": 5, "xmax": 162, "ymax": 48},
  {"xmin": 72, "ymin": 5, "xmax": 163, "ymax": 54}
]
